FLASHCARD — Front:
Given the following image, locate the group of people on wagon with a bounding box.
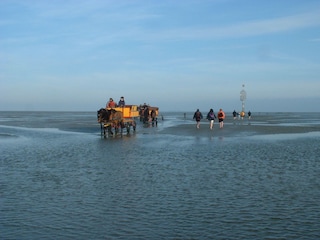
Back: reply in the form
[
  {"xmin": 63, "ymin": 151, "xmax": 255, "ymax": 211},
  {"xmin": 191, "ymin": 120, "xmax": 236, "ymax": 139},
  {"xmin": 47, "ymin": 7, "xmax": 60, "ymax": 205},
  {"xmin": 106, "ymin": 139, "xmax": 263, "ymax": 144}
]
[{"xmin": 106, "ymin": 96, "xmax": 125, "ymax": 108}]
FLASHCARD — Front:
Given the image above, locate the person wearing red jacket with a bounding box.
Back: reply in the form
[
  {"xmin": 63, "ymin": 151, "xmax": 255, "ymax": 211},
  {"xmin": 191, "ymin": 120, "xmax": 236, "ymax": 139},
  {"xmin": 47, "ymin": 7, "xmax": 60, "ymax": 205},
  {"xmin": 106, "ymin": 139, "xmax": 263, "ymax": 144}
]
[
  {"xmin": 106, "ymin": 98, "xmax": 116, "ymax": 108},
  {"xmin": 217, "ymin": 108, "xmax": 226, "ymax": 129}
]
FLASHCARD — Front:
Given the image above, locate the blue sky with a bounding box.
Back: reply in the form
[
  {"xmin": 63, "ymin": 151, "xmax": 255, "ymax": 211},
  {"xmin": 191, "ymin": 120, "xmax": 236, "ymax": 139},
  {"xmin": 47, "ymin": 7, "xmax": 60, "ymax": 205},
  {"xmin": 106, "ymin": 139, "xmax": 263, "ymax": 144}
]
[{"xmin": 1, "ymin": 0, "xmax": 320, "ymax": 112}]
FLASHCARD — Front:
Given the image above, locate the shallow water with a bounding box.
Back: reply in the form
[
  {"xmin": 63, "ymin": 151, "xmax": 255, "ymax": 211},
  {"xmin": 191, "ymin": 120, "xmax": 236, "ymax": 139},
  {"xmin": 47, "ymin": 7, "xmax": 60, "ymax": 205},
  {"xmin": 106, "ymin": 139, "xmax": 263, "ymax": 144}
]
[{"xmin": 1, "ymin": 111, "xmax": 320, "ymax": 239}]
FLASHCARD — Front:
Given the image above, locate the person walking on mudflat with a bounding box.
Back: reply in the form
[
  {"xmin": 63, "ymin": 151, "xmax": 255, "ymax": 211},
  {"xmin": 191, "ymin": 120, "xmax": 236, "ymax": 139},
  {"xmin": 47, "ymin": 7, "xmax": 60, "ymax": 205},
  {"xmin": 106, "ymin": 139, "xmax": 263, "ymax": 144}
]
[
  {"xmin": 233, "ymin": 110, "xmax": 237, "ymax": 120},
  {"xmin": 193, "ymin": 109, "xmax": 203, "ymax": 129},
  {"xmin": 206, "ymin": 109, "xmax": 216, "ymax": 130},
  {"xmin": 217, "ymin": 108, "xmax": 226, "ymax": 128}
]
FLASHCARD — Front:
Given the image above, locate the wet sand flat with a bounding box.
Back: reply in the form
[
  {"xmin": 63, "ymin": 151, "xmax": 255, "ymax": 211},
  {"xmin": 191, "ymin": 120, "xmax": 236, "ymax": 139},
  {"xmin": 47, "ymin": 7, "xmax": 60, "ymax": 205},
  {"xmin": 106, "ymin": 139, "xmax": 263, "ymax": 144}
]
[{"xmin": 160, "ymin": 121, "xmax": 320, "ymax": 137}]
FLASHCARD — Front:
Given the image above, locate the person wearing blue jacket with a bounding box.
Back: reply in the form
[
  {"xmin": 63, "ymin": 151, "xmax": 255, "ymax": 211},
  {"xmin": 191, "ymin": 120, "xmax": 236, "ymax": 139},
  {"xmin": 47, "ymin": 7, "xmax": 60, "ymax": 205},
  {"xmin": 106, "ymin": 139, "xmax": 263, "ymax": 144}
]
[
  {"xmin": 193, "ymin": 109, "xmax": 203, "ymax": 129},
  {"xmin": 118, "ymin": 96, "xmax": 125, "ymax": 107},
  {"xmin": 206, "ymin": 109, "xmax": 216, "ymax": 130}
]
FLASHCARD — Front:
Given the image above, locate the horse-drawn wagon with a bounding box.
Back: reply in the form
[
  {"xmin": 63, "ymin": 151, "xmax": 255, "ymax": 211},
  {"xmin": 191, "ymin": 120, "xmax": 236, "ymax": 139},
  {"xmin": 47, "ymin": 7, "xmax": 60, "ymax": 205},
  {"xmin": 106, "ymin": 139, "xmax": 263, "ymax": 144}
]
[
  {"xmin": 97, "ymin": 105, "xmax": 139, "ymax": 138},
  {"xmin": 138, "ymin": 104, "xmax": 159, "ymax": 126}
]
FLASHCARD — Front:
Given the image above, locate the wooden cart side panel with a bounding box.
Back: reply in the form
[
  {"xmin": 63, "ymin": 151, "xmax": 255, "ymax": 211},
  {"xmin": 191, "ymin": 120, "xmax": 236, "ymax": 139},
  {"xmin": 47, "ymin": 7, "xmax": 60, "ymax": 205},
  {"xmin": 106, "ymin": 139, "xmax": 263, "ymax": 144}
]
[{"xmin": 109, "ymin": 105, "xmax": 139, "ymax": 118}]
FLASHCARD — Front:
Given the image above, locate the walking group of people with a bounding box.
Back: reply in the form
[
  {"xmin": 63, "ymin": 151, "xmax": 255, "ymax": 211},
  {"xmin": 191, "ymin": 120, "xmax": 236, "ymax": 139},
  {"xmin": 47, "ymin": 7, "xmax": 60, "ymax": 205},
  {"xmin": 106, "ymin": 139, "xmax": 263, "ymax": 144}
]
[
  {"xmin": 193, "ymin": 108, "xmax": 225, "ymax": 129},
  {"xmin": 232, "ymin": 110, "xmax": 251, "ymax": 120}
]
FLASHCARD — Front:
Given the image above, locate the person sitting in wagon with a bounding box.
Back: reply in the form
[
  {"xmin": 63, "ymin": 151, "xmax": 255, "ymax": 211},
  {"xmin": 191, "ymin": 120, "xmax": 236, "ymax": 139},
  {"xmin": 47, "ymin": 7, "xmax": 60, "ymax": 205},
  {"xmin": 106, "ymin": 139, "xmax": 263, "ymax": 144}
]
[
  {"xmin": 106, "ymin": 98, "xmax": 116, "ymax": 108},
  {"xmin": 118, "ymin": 96, "xmax": 125, "ymax": 107}
]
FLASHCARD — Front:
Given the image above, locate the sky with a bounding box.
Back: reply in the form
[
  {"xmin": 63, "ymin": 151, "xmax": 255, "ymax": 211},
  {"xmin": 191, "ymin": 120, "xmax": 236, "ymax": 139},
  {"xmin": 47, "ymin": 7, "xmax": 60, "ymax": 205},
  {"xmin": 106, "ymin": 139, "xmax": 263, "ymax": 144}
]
[{"xmin": 1, "ymin": 0, "xmax": 320, "ymax": 112}]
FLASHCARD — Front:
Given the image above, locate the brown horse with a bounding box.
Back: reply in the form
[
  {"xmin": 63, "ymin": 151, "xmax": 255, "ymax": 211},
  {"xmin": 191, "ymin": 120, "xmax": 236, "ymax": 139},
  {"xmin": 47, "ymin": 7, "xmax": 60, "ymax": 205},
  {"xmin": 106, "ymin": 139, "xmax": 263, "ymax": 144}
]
[
  {"xmin": 98, "ymin": 109, "xmax": 123, "ymax": 137},
  {"xmin": 107, "ymin": 109, "xmax": 122, "ymax": 131},
  {"xmin": 97, "ymin": 108, "xmax": 109, "ymax": 123},
  {"xmin": 109, "ymin": 109, "xmax": 122, "ymax": 121},
  {"xmin": 97, "ymin": 108, "xmax": 122, "ymax": 122}
]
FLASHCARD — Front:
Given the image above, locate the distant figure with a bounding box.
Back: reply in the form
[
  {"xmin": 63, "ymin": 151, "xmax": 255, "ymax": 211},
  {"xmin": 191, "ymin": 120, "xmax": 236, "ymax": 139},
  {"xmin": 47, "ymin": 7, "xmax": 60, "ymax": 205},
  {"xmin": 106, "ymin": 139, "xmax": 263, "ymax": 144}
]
[
  {"xmin": 106, "ymin": 98, "xmax": 116, "ymax": 108},
  {"xmin": 143, "ymin": 106, "xmax": 149, "ymax": 123},
  {"xmin": 248, "ymin": 111, "xmax": 252, "ymax": 120},
  {"xmin": 240, "ymin": 111, "xmax": 245, "ymax": 119},
  {"xmin": 184, "ymin": 113, "xmax": 186, "ymax": 119},
  {"xmin": 206, "ymin": 109, "xmax": 216, "ymax": 130},
  {"xmin": 150, "ymin": 109, "xmax": 157, "ymax": 126},
  {"xmin": 118, "ymin": 96, "xmax": 125, "ymax": 107},
  {"xmin": 233, "ymin": 110, "xmax": 237, "ymax": 120},
  {"xmin": 217, "ymin": 108, "xmax": 226, "ymax": 128},
  {"xmin": 193, "ymin": 109, "xmax": 203, "ymax": 129}
]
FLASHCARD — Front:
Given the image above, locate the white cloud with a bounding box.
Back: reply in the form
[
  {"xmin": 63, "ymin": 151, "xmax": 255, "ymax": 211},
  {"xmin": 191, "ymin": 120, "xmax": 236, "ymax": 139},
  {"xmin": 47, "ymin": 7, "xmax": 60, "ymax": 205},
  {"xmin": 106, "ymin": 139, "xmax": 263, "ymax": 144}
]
[{"xmin": 140, "ymin": 10, "xmax": 320, "ymax": 42}]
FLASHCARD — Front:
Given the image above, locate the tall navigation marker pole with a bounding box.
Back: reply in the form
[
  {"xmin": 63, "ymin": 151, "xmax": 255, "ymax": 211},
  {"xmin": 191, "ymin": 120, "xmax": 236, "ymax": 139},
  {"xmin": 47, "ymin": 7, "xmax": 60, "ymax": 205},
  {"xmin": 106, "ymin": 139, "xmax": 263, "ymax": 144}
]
[{"xmin": 240, "ymin": 84, "xmax": 246, "ymax": 118}]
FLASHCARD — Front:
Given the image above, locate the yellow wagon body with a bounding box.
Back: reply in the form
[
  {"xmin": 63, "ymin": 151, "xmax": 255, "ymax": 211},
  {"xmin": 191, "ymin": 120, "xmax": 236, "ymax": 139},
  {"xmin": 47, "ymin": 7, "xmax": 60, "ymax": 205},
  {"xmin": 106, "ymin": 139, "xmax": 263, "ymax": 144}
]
[{"xmin": 110, "ymin": 105, "xmax": 140, "ymax": 119}]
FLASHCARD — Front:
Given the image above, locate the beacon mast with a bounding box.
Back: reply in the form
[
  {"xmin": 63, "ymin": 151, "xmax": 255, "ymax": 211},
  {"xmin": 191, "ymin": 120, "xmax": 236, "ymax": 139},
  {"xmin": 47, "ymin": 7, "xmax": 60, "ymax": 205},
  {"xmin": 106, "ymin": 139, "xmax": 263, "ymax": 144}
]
[{"xmin": 240, "ymin": 84, "xmax": 246, "ymax": 118}]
